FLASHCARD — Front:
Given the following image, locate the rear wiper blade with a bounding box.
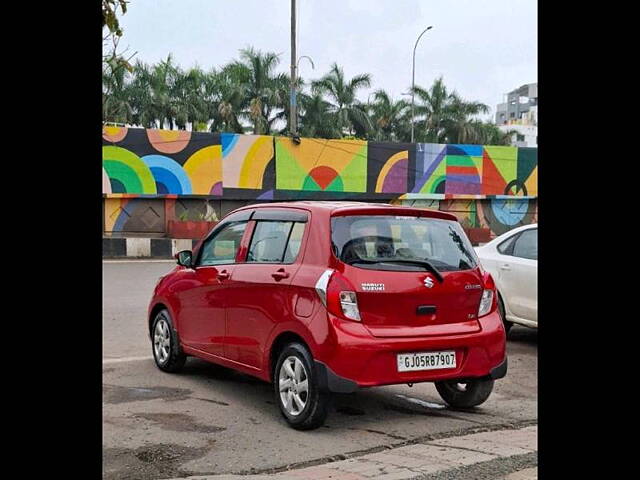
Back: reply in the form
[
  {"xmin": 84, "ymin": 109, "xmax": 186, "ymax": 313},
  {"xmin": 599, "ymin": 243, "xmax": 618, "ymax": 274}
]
[{"xmin": 346, "ymin": 258, "xmax": 444, "ymax": 283}]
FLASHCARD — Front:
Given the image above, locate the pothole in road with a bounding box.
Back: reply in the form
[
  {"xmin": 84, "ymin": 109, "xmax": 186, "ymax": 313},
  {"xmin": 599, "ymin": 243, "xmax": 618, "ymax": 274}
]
[
  {"xmin": 103, "ymin": 384, "xmax": 192, "ymax": 404},
  {"xmin": 103, "ymin": 443, "xmax": 209, "ymax": 480},
  {"xmin": 133, "ymin": 412, "xmax": 226, "ymax": 434}
]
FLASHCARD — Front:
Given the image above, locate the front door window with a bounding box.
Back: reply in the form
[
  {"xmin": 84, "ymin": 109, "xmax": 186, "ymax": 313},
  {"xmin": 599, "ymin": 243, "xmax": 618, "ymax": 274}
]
[{"xmin": 199, "ymin": 222, "xmax": 247, "ymax": 266}]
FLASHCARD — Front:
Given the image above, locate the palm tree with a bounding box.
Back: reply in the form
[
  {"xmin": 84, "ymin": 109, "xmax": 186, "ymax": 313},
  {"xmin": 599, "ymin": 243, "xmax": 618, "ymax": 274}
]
[
  {"xmin": 127, "ymin": 60, "xmax": 158, "ymax": 127},
  {"xmin": 206, "ymin": 64, "xmax": 249, "ymax": 133},
  {"xmin": 153, "ymin": 54, "xmax": 183, "ymax": 129},
  {"xmin": 102, "ymin": 57, "xmax": 133, "ymax": 124},
  {"xmin": 298, "ymin": 91, "xmax": 340, "ymax": 138},
  {"xmin": 444, "ymin": 96, "xmax": 491, "ymax": 143},
  {"xmin": 231, "ymin": 47, "xmax": 289, "ymax": 135},
  {"xmin": 411, "ymin": 76, "xmax": 489, "ymax": 144},
  {"xmin": 171, "ymin": 66, "xmax": 209, "ymax": 130},
  {"xmin": 102, "ymin": 46, "xmax": 512, "ymax": 143},
  {"xmin": 464, "ymin": 120, "xmax": 519, "ymax": 145},
  {"xmin": 311, "ymin": 63, "xmax": 372, "ymax": 136},
  {"xmin": 369, "ymin": 90, "xmax": 410, "ymax": 142}
]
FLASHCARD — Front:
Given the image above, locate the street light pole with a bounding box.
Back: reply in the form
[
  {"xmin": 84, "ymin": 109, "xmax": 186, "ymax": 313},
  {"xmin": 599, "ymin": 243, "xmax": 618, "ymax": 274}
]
[
  {"xmin": 297, "ymin": 55, "xmax": 314, "ymax": 71},
  {"xmin": 290, "ymin": 0, "xmax": 298, "ymax": 137},
  {"xmin": 411, "ymin": 26, "xmax": 433, "ymax": 143}
]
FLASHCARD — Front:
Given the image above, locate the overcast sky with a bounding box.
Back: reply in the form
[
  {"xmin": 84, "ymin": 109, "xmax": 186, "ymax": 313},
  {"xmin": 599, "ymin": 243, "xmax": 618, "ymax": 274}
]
[{"xmin": 117, "ymin": 0, "xmax": 537, "ymax": 119}]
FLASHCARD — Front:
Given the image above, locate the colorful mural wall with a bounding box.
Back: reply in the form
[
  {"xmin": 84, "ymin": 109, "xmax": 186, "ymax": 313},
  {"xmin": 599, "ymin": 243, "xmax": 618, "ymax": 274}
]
[
  {"xmin": 103, "ymin": 127, "xmax": 537, "ymax": 240},
  {"xmin": 103, "ymin": 127, "xmax": 222, "ymax": 195},
  {"xmin": 392, "ymin": 197, "xmax": 537, "ymax": 240}
]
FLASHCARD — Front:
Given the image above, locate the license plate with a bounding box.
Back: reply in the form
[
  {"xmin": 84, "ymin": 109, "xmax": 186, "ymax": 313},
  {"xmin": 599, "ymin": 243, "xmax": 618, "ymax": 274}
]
[{"xmin": 397, "ymin": 351, "xmax": 456, "ymax": 372}]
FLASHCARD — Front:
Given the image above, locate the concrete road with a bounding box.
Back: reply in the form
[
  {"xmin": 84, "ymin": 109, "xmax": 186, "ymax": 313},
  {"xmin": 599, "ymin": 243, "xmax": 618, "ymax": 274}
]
[{"xmin": 103, "ymin": 261, "xmax": 537, "ymax": 480}]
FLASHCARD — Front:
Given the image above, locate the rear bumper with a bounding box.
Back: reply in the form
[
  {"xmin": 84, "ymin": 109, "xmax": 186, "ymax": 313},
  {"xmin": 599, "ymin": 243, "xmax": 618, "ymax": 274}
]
[
  {"xmin": 315, "ymin": 310, "xmax": 507, "ymax": 390},
  {"xmin": 489, "ymin": 356, "xmax": 508, "ymax": 380},
  {"xmin": 314, "ymin": 360, "xmax": 359, "ymax": 393}
]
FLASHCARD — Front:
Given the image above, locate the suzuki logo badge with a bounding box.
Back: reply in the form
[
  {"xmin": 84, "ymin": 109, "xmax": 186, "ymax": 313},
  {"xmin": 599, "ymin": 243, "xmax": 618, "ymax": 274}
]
[{"xmin": 424, "ymin": 277, "xmax": 434, "ymax": 288}]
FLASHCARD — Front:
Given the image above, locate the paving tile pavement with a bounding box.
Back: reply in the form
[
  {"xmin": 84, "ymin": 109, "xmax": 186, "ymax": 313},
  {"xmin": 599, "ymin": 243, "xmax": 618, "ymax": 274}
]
[{"xmin": 169, "ymin": 425, "xmax": 538, "ymax": 480}]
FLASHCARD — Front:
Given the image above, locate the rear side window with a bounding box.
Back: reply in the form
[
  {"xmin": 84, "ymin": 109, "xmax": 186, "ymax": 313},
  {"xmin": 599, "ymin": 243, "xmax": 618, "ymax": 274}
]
[
  {"xmin": 199, "ymin": 222, "xmax": 247, "ymax": 266},
  {"xmin": 513, "ymin": 229, "xmax": 537, "ymax": 260},
  {"xmin": 247, "ymin": 221, "xmax": 306, "ymax": 263},
  {"xmin": 283, "ymin": 222, "xmax": 305, "ymax": 263},
  {"xmin": 497, "ymin": 233, "xmax": 519, "ymax": 255},
  {"xmin": 331, "ymin": 215, "xmax": 477, "ymax": 272}
]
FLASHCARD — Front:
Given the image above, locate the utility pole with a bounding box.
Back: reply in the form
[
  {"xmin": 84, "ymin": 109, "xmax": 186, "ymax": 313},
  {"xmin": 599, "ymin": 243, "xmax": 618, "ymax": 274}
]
[
  {"xmin": 290, "ymin": 0, "xmax": 298, "ymax": 138},
  {"xmin": 411, "ymin": 26, "xmax": 433, "ymax": 143}
]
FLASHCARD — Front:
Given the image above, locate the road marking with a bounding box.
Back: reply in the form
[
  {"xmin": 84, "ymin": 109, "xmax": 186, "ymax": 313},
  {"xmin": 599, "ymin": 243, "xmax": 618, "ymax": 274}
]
[
  {"xmin": 103, "ymin": 356, "xmax": 153, "ymax": 364},
  {"xmin": 103, "ymin": 259, "xmax": 175, "ymax": 264}
]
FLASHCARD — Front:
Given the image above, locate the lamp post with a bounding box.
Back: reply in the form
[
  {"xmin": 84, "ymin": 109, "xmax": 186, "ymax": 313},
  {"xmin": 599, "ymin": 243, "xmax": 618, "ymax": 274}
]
[
  {"xmin": 290, "ymin": 0, "xmax": 298, "ymax": 137},
  {"xmin": 411, "ymin": 26, "xmax": 433, "ymax": 143},
  {"xmin": 297, "ymin": 55, "xmax": 314, "ymax": 71}
]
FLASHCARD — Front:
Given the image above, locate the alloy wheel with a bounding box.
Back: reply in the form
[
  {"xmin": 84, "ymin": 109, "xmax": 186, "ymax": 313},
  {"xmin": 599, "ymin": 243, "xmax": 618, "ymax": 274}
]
[
  {"xmin": 153, "ymin": 317, "xmax": 171, "ymax": 364},
  {"xmin": 278, "ymin": 356, "xmax": 309, "ymax": 416}
]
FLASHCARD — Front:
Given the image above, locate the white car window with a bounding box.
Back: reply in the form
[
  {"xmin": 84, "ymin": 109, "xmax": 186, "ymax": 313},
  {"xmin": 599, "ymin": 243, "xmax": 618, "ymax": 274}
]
[
  {"xmin": 497, "ymin": 233, "xmax": 519, "ymax": 255},
  {"xmin": 513, "ymin": 229, "xmax": 537, "ymax": 260}
]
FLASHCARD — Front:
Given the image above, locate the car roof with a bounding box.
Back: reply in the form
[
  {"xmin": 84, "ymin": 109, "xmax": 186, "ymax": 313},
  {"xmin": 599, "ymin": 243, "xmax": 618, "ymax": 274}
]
[{"xmin": 232, "ymin": 201, "xmax": 458, "ymax": 221}]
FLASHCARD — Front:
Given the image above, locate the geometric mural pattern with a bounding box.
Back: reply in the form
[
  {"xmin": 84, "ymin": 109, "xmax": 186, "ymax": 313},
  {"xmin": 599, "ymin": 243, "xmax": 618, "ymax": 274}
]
[
  {"xmin": 275, "ymin": 137, "xmax": 368, "ymax": 193},
  {"xmin": 103, "ymin": 127, "xmax": 537, "ymax": 199},
  {"xmin": 103, "ymin": 127, "xmax": 537, "ymax": 240},
  {"xmin": 221, "ymin": 133, "xmax": 275, "ymax": 190},
  {"xmin": 102, "ymin": 126, "xmax": 222, "ymax": 196},
  {"xmin": 392, "ymin": 197, "xmax": 538, "ymax": 239}
]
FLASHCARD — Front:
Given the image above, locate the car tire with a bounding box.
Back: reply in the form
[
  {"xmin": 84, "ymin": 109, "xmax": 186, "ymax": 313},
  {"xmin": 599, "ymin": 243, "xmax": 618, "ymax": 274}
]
[
  {"xmin": 435, "ymin": 378, "xmax": 494, "ymax": 408},
  {"xmin": 498, "ymin": 293, "xmax": 513, "ymax": 335},
  {"xmin": 274, "ymin": 343, "xmax": 331, "ymax": 430},
  {"xmin": 151, "ymin": 309, "xmax": 186, "ymax": 373}
]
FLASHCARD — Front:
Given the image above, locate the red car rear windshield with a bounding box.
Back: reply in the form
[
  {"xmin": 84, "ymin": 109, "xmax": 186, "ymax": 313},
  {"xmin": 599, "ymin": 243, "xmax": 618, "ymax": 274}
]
[{"xmin": 331, "ymin": 215, "xmax": 478, "ymax": 272}]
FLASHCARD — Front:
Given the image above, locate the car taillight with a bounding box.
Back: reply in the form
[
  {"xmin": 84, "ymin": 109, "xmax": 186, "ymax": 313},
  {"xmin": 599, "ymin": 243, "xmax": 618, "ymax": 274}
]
[
  {"xmin": 338, "ymin": 291, "xmax": 361, "ymax": 321},
  {"xmin": 478, "ymin": 290, "xmax": 494, "ymax": 317},
  {"xmin": 315, "ymin": 269, "xmax": 361, "ymax": 322},
  {"xmin": 478, "ymin": 272, "xmax": 497, "ymax": 318}
]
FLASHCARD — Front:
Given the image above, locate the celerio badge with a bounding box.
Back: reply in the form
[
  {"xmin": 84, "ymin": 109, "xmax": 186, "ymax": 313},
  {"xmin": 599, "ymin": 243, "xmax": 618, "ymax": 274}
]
[{"xmin": 424, "ymin": 277, "xmax": 434, "ymax": 288}]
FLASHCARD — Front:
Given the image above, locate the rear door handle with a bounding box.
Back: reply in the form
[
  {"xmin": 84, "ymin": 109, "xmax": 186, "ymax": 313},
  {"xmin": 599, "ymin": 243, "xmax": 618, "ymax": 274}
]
[
  {"xmin": 217, "ymin": 270, "xmax": 230, "ymax": 280},
  {"xmin": 499, "ymin": 263, "xmax": 511, "ymax": 271},
  {"xmin": 271, "ymin": 268, "xmax": 290, "ymax": 281}
]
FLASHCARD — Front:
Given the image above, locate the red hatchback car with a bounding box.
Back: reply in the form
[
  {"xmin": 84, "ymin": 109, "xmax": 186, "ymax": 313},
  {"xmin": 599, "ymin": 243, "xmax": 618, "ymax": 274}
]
[{"xmin": 148, "ymin": 201, "xmax": 507, "ymax": 429}]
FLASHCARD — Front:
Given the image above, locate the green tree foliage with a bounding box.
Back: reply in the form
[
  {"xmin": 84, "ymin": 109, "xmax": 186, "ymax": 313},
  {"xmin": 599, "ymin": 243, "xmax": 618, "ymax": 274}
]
[
  {"xmin": 102, "ymin": 0, "xmax": 136, "ymax": 123},
  {"xmin": 102, "ymin": 0, "xmax": 128, "ymax": 37},
  {"xmin": 103, "ymin": 46, "xmax": 518, "ymax": 146},
  {"xmin": 368, "ymin": 90, "xmax": 410, "ymax": 142},
  {"xmin": 311, "ymin": 63, "xmax": 372, "ymax": 137}
]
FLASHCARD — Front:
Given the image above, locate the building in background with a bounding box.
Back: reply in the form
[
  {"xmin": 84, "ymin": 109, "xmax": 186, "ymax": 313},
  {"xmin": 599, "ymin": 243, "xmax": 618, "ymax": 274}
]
[{"xmin": 495, "ymin": 83, "xmax": 537, "ymax": 147}]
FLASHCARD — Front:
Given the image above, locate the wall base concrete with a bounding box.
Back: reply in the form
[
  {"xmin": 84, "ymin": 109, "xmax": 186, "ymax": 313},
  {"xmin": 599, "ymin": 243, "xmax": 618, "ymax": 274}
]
[{"xmin": 103, "ymin": 237, "xmax": 198, "ymax": 259}]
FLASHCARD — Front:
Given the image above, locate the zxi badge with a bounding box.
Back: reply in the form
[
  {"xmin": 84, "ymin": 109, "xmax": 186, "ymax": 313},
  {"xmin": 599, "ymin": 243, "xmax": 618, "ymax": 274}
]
[{"xmin": 423, "ymin": 277, "xmax": 435, "ymax": 288}]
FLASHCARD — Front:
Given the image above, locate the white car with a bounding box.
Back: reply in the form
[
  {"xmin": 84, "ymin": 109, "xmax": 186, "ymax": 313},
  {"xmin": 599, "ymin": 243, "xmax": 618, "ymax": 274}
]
[{"xmin": 474, "ymin": 224, "xmax": 537, "ymax": 332}]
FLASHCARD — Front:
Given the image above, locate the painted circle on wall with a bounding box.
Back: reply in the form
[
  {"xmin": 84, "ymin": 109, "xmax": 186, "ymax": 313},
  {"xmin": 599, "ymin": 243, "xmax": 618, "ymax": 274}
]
[
  {"xmin": 303, "ymin": 166, "xmax": 343, "ymax": 191},
  {"xmin": 504, "ymin": 179, "xmax": 528, "ymax": 196},
  {"xmin": 146, "ymin": 129, "xmax": 192, "ymax": 154},
  {"xmin": 482, "ymin": 198, "xmax": 535, "ymax": 236},
  {"xmin": 102, "ymin": 126, "xmax": 128, "ymax": 143}
]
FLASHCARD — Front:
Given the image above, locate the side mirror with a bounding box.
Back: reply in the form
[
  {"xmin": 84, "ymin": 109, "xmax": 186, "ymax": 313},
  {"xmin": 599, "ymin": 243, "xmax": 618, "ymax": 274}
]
[{"xmin": 175, "ymin": 250, "xmax": 193, "ymax": 268}]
